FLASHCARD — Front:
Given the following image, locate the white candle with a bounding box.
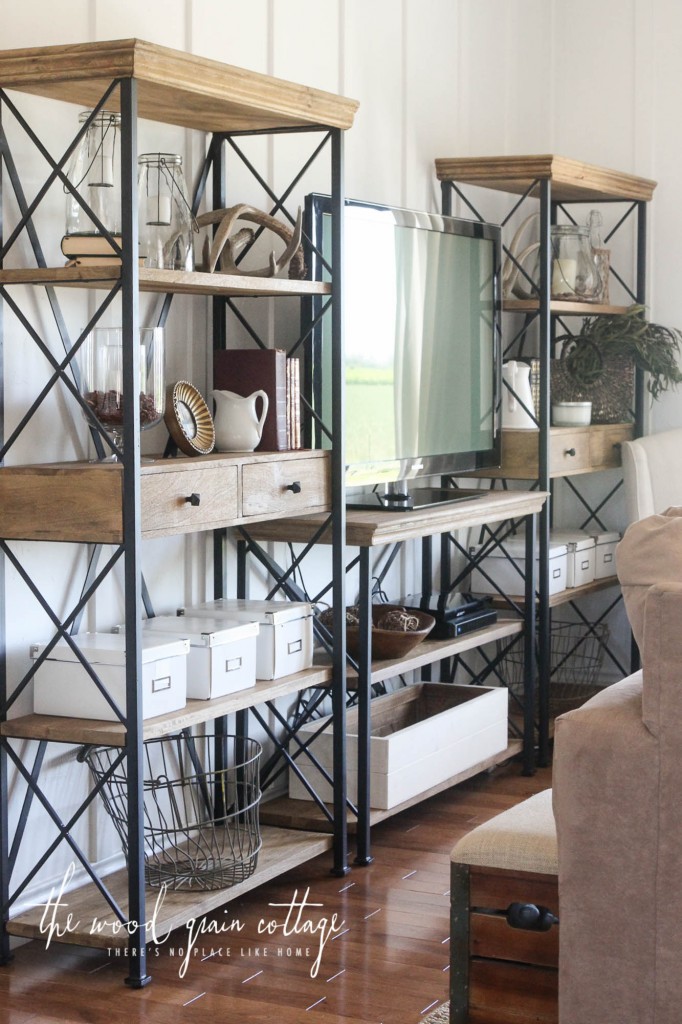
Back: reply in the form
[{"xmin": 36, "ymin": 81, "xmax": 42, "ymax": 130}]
[
  {"xmin": 552, "ymin": 257, "xmax": 577, "ymax": 296},
  {"xmin": 146, "ymin": 194, "xmax": 172, "ymax": 226}
]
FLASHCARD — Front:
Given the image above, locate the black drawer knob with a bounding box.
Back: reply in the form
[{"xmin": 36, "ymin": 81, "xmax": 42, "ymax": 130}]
[
  {"xmin": 564, "ymin": 447, "xmax": 576, "ymax": 457},
  {"xmin": 286, "ymin": 481, "xmax": 302, "ymax": 494},
  {"xmin": 184, "ymin": 493, "xmax": 201, "ymax": 506}
]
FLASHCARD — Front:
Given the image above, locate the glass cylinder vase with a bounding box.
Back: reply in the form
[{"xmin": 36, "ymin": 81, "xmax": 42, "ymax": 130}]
[
  {"xmin": 65, "ymin": 110, "xmax": 122, "ymax": 237},
  {"xmin": 138, "ymin": 153, "xmax": 195, "ymax": 270},
  {"xmin": 79, "ymin": 326, "xmax": 165, "ymax": 458}
]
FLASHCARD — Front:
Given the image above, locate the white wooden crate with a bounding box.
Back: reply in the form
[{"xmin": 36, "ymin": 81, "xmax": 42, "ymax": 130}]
[{"xmin": 288, "ymin": 682, "xmax": 508, "ymax": 810}]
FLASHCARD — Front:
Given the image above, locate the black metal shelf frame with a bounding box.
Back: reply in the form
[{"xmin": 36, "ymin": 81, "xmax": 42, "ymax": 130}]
[
  {"xmin": 441, "ymin": 176, "xmax": 649, "ymax": 763},
  {"xmin": 0, "ymin": 76, "xmax": 350, "ymax": 986}
]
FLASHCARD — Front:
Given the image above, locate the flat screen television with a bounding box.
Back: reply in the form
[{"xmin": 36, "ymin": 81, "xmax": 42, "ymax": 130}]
[{"xmin": 304, "ymin": 194, "xmax": 502, "ymax": 510}]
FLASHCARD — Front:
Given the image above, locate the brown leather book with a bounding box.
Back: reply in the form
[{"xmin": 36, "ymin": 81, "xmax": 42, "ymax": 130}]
[{"xmin": 213, "ymin": 347, "xmax": 288, "ymax": 451}]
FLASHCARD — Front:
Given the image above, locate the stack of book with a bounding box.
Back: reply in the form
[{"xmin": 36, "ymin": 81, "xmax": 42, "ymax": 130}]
[
  {"xmin": 213, "ymin": 348, "xmax": 302, "ymax": 451},
  {"xmin": 61, "ymin": 234, "xmax": 144, "ymax": 267}
]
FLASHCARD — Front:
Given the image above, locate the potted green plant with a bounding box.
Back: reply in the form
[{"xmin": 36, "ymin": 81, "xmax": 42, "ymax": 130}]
[{"xmin": 552, "ymin": 304, "xmax": 682, "ymax": 421}]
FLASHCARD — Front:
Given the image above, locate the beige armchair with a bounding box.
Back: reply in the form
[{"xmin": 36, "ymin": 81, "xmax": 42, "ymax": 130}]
[
  {"xmin": 553, "ymin": 508, "xmax": 682, "ymax": 1024},
  {"xmin": 622, "ymin": 427, "xmax": 682, "ymax": 521}
]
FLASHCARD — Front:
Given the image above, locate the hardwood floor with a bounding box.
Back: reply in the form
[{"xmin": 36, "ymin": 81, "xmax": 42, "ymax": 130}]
[{"xmin": 0, "ymin": 761, "xmax": 552, "ymax": 1024}]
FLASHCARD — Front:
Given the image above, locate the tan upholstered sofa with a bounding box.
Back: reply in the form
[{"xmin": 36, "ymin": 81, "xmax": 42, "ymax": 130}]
[{"xmin": 553, "ymin": 508, "xmax": 682, "ymax": 1024}]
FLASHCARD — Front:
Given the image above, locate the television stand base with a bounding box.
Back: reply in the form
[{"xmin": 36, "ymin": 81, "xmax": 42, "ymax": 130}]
[{"xmin": 346, "ymin": 487, "xmax": 486, "ymax": 512}]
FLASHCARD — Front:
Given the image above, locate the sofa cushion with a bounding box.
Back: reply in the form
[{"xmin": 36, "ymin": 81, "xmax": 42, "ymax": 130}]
[{"xmin": 616, "ymin": 505, "xmax": 682, "ymax": 649}]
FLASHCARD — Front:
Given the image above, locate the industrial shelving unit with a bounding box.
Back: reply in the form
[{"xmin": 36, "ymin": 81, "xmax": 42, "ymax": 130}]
[
  {"xmin": 436, "ymin": 155, "xmax": 657, "ymax": 758},
  {"xmin": 0, "ymin": 38, "xmax": 358, "ymax": 986}
]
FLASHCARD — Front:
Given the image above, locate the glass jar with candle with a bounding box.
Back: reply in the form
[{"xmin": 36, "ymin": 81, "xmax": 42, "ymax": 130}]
[
  {"xmin": 64, "ymin": 110, "xmax": 121, "ymax": 237},
  {"xmin": 137, "ymin": 153, "xmax": 195, "ymax": 270},
  {"xmin": 550, "ymin": 225, "xmax": 600, "ymax": 302}
]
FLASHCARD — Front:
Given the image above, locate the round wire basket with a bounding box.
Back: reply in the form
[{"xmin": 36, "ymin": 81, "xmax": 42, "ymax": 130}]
[
  {"xmin": 82, "ymin": 733, "xmax": 262, "ymax": 891},
  {"xmin": 499, "ymin": 620, "xmax": 609, "ymax": 714}
]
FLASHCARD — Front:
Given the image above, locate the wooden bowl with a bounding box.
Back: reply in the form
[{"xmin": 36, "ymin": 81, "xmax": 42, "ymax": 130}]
[{"xmin": 346, "ymin": 604, "xmax": 435, "ymax": 661}]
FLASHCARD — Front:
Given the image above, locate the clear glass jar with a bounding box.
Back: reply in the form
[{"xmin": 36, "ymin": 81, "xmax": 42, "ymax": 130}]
[
  {"xmin": 137, "ymin": 153, "xmax": 195, "ymax": 270},
  {"xmin": 65, "ymin": 110, "xmax": 121, "ymax": 236},
  {"xmin": 79, "ymin": 326, "xmax": 165, "ymax": 459},
  {"xmin": 550, "ymin": 225, "xmax": 601, "ymax": 301}
]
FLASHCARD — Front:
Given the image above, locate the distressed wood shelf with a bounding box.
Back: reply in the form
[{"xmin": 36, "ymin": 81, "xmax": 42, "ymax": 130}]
[
  {"xmin": 247, "ymin": 490, "xmax": 548, "ymax": 549},
  {"xmin": 435, "ymin": 154, "xmax": 656, "ymax": 203},
  {"xmin": 0, "ymin": 265, "xmax": 332, "ymax": 297},
  {"xmin": 0, "ymin": 664, "xmax": 335, "ymax": 746},
  {"xmin": 489, "ymin": 575, "xmax": 619, "ymax": 610},
  {"xmin": 0, "ymin": 38, "xmax": 359, "ymax": 133},
  {"xmin": 6, "ymin": 826, "xmax": 332, "ymax": 948},
  {"xmin": 503, "ymin": 299, "xmax": 632, "ymax": 316},
  {"xmin": 260, "ymin": 739, "xmax": 523, "ymax": 833}
]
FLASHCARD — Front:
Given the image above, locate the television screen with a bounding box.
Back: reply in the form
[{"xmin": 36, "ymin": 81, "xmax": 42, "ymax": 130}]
[{"xmin": 305, "ymin": 196, "xmax": 501, "ymax": 508}]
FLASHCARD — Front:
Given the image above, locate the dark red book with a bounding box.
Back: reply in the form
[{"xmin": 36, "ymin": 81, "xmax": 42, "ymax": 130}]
[{"xmin": 213, "ymin": 347, "xmax": 288, "ymax": 451}]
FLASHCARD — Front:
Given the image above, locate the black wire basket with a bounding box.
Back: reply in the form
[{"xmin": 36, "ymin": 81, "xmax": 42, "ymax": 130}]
[
  {"xmin": 82, "ymin": 733, "xmax": 262, "ymax": 891},
  {"xmin": 499, "ymin": 620, "xmax": 609, "ymax": 715}
]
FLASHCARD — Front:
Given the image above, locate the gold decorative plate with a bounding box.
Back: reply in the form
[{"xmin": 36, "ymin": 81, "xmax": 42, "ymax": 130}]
[{"xmin": 164, "ymin": 380, "xmax": 215, "ymax": 456}]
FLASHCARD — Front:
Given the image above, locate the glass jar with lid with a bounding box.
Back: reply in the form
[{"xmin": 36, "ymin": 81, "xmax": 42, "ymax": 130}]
[
  {"xmin": 137, "ymin": 153, "xmax": 195, "ymax": 270},
  {"xmin": 550, "ymin": 225, "xmax": 601, "ymax": 302},
  {"xmin": 64, "ymin": 110, "xmax": 121, "ymax": 237}
]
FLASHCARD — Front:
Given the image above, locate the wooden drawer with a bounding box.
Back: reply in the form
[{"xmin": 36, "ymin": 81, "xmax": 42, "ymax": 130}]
[
  {"xmin": 142, "ymin": 464, "xmax": 239, "ymax": 537},
  {"xmin": 548, "ymin": 427, "xmax": 591, "ymax": 474},
  {"xmin": 474, "ymin": 423, "xmax": 633, "ymax": 479},
  {"xmin": 241, "ymin": 454, "xmax": 330, "ymax": 518},
  {"xmin": 589, "ymin": 422, "xmax": 633, "ymax": 469}
]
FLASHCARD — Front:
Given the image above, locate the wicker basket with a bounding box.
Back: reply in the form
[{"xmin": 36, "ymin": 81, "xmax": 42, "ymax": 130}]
[
  {"xmin": 499, "ymin": 620, "xmax": 609, "ymax": 715},
  {"xmin": 82, "ymin": 733, "xmax": 262, "ymax": 891},
  {"xmin": 550, "ymin": 350, "xmax": 635, "ymax": 424}
]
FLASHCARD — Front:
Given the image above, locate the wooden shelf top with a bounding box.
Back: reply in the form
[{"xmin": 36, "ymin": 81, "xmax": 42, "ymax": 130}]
[
  {"xmin": 489, "ymin": 574, "xmax": 620, "ymax": 610},
  {"xmin": 7, "ymin": 826, "xmax": 332, "ymax": 948},
  {"xmin": 345, "ymin": 618, "xmax": 524, "ymax": 686},
  {"xmin": 0, "ymin": 265, "xmax": 332, "ymax": 298},
  {"xmin": 0, "ymin": 664, "xmax": 334, "ymax": 746},
  {"xmin": 504, "ymin": 298, "xmax": 633, "ymax": 316},
  {"xmin": 260, "ymin": 739, "xmax": 523, "ymax": 833},
  {"xmin": 0, "ymin": 38, "xmax": 359, "ymax": 133},
  {"xmin": 435, "ymin": 154, "xmax": 656, "ymax": 203},
  {"xmin": 247, "ymin": 489, "xmax": 548, "ymax": 548}
]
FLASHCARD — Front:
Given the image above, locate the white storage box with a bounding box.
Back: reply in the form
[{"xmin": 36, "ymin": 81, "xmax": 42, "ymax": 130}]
[
  {"xmin": 591, "ymin": 530, "xmax": 620, "ymax": 580},
  {"xmin": 550, "ymin": 530, "xmax": 596, "ymax": 588},
  {"xmin": 142, "ymin": 615, "xmax": 259, "ymax": 700},
  {"xmin": 184, "ymin": 599, "xmax": 313, "ymax": 680},
  {"xmin": 469, "ymin": 538, "xmax": 568, "ymax": 597},
  {"xmin": 288, "ymin": 682, "xmax": 508, "ymax": 810},
  {"xmin": 31, "ymin": 632, "xmax": 189, "ymax": 721}
]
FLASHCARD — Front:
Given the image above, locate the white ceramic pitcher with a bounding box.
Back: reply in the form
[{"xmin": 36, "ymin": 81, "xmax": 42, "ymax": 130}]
[
  {"xmin": 501, "ymin": 361, "xmax": 536, "ymax": 430},
  {"xmin": 212, "ymin": 389, "xmax": 269, "ymax": 451}
]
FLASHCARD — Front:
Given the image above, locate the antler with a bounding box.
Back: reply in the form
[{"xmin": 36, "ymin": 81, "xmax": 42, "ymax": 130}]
[{"xmin": 195, "ymin": 204, "xmax": 305, "ymax": 278}]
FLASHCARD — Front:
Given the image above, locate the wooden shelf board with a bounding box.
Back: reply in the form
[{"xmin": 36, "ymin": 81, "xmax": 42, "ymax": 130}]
[
  {"xmin": 504, "ymin": 299, "xmax": 631, "ymax": 316},
  {"xmin": 260, "ymin": 739, "xmax": 524, "ymax": 833},
  {"xmin": 0, "ymin": 265, "xmax": 332, "ymax": 298},
  {"xmin": 247, "ymin": 490, "xmax": 548, "ymax": 548},
  {"xmin": 341, "ymin": 618, "xmax": 524, "ymax": 686},
  {"xmin": 6, "ymin": 826, "xmax": 332, "ymax": 948},
  {"xmin": 0, "ymin": 39, "xmax": 359, "ymax": 133},
  {"xmin": 0, "ymin": 665, "xmax": 334, "ymax": 746},
  {"xmin": 435, "ymin": 155, "xmax": 656, "ymax": 203},
  {"xmin": 489, "ymin": 575, "xmax": 619, "ymax": 610}
]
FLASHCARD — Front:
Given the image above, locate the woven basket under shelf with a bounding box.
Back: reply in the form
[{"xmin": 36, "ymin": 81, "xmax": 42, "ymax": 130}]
[{"xmin": 499, "ymin": 620, "xmax": 608, "ymax": 715}]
